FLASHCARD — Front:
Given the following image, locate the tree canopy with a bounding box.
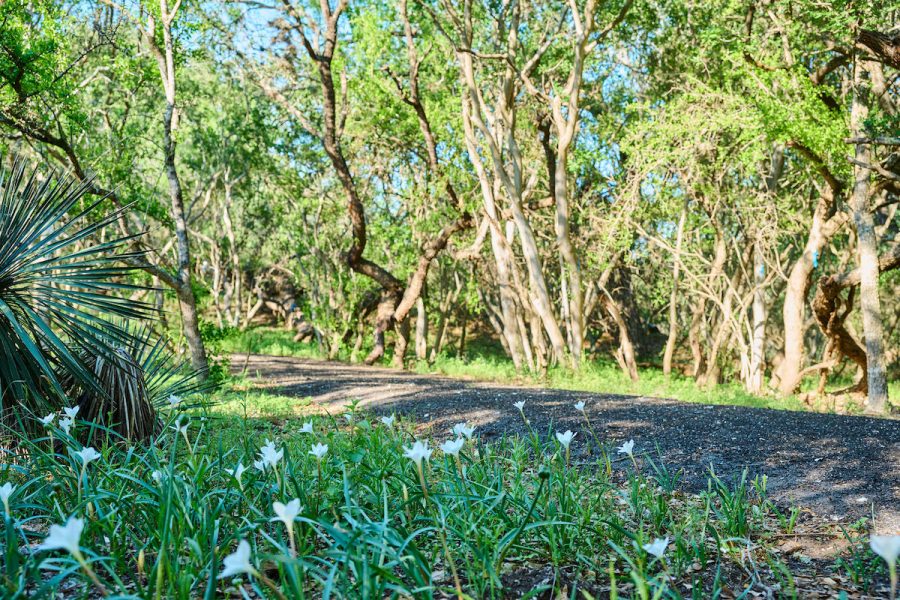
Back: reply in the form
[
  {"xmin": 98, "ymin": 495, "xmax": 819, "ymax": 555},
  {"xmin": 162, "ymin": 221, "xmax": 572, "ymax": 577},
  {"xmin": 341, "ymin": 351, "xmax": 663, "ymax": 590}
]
[{"xmin": 1, "ymin": 0, "xmax": 897, "ymax": 411}]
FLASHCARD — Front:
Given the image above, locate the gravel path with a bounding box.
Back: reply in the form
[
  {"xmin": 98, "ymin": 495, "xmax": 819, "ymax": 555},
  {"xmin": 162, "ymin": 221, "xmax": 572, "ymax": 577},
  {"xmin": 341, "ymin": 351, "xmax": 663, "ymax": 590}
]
[{"xmin": 237, "ymin": 354, "xmax": 900, "ymax": 533}]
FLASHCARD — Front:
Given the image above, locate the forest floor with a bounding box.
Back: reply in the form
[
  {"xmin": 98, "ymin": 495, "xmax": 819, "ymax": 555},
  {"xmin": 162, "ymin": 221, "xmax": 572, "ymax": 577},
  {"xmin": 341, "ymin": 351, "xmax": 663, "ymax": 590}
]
[{"xmin": 235, "ymin": 353, "xmax": 900, "ymax": 538}]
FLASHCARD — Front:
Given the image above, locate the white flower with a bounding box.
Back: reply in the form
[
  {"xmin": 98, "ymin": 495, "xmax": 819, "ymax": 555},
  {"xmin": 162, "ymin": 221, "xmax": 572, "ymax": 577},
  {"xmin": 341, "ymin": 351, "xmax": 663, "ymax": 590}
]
[
  {"xmin": 440, "ymin": 438, "xmax": 465, "ymax": 456},
  {"xmin": 39, "ymin": 413, "xmax": 56, "ymax": 426},
  {"xmin": 643, "ymin": 537, "xmax": 669, "ymax": 558},
  {"xmin": 151, "ymin": 470, "xmax": 164, "ymax": 483},
  {"xmin": 300, "ymin": 421, "xmax": 314, "ymax": 434},
  {"xmin": 574, "ymin": 401, "xmax": 586, "ymax": 412},
  {"xmin": 253, "ymin": 459, "xmax": 266, "ymax": 472},
  {"xmin": 219, "ymin": 540, "xmax": 256, "ymax": 579},
  {"xmin": 167, "ymin": 394, "xmax": 181, "ymax": 408},
  {"xmin": 555, "ymin": 430, "xmax": 576, "ymax": 449},
  {"xmin": 403, "ymin": 440, "xmax": 433, "ymax": 467},
  {"xmin": 380, "ymin": 415, "xmax": 396, "ymax": 428},
  {"xmin": 451, "ymin": 423, "xmax": 475, "ymax": 439},
  {"xmin": 617, "ymin": 440, "xmax": 635, "ymax": 457},
  {"xmin": 172, "ymin": 417, "xmax": 188, "ymax": 435},
  {"xmin": 343, "ymin": 413, "xmax": 353, "ymax": 423},
  {"xmin": 63, "ymin": 406, "xmax": 79, "ymax": 419},
  {"xmin": 309, "ymin": 443, "xmax": 328, "ymax": 461},
  {"xmin": 513, "ymin": 401, "xmax": 526, "ymax": 411},
  {"xmin": 871, "ymin": 535, "xmax": 900, "ymax": 567},
  {"xmin": 73, "ymin": 447, "xmax": 101, "ymax": 466},
  {"xmin": 38, "ymin": 517, "xmax": 84, "ymax": 555},
  {"xmin": 0, "ymin": 482, "xmax": 15, "ymax": 515},
  {"xmin": 58, "ymin": 417, "xmax": 74, "ymax": 435},
  {"xmin": 229, "ymin": 463, "xmax": 247, "ymax": 485},
  {"xmin": 272, "ymin": 499, "xmax": 302, "ymax": 528},
  {"xmin": 258, "ymin": 442, "xmax": 283, "ymax": 469}
]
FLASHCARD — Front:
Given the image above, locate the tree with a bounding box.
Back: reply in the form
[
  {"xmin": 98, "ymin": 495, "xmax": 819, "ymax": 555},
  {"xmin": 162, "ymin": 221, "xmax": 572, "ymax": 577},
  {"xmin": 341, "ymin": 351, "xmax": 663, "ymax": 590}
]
[
  {"xmin": 0, "ymin": 0, "xmax": 211, "ymax": 373},
  {"xmin": 222, "ymin": 0, "xmax": 473, "ymax": 365},
  {"xmin": 95, "ymin": 0, "xmax": 209, "ymax": 373}
]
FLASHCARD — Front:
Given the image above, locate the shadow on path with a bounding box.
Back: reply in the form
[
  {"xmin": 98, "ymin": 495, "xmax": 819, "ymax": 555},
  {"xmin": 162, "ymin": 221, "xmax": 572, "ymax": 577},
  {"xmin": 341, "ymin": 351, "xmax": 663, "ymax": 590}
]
[{"xmin": 237, "ymin": 354, "xmax": 900, "ymax": 532}]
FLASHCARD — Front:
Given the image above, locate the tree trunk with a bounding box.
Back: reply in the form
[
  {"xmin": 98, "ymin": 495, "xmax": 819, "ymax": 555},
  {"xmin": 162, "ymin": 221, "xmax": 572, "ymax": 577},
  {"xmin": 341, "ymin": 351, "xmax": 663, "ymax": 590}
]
[
  {"xmin": 159, "ymin": 9, "xmax": 208, "ymax": 375},
  {"xmin": 508, "ymin": 198, "xmax": 569, "ymax": 367},
  {"xmin": 459, "ymin": 308, "xmax": 467, "ymax": 357},
  {"xmin": 601, "ymin": 289, "xmax": 639, "ymax": 382},
  {"xmin": 461, "ymin": 91, "xmax": 525, "ymax": 370},
  {"xmin": 812, "ymin": 244, "xmax": 900, "ymax": 397},
  {"xmin": 663, "ymin": 202, "xmax": 687, "ymax": 375},
  {"xmin": 415, "ymin": 297, "xmax": 428, "ymax": 361},
  {"xmin": 222, "ymin": 182, "xmax": 242, "ymax": 328},
  {"xmin": 429, "ymin": 273, "xmax": 461, "ymax": 362},
  {"xmin": 746, "ymin": 145, "xmax": 782, "ymax": 393},
  {"xmin": 701, "ymin": 285, "xmax": 735, "ymax": 388},
  {"xmin": 747, "ymin": 241, "xmax": 767, "ymax": 393},
  {"xmin": 688, "ymin": 227, "xmax": 727, "ymax": 378},
  {"xmin": 775, "ymin": 186, "xmax": 847, "ymax": 394},
  {"xmin": 430, "ymin": 308, "xmax": 448, "ymax": 361},
  {"xmin": 365, "ymin": 290, "xmax": 402, "ymax": 365},
  {"xmin": 491, "ymin": 226, "xmax": 526, "ymax": 370},
  {"xmin": 552, "ymin": 143, "xmax": 584, "ymax": 366},
  {"xmin": 687, "ymin": 308, "xmax": 706, "ymax": 378},
  {"xmin": 849, "ymin": 62, "xmax": 888, "ymax": 411},
  {"xmin": 350, "ymin": 316, "xmax": 366, "ymax": 363},
  {"xmin": 392, "ymin": 315, "xmax": 411, "ymax": 369},
  {"xmin": 776, "ymin": 214, "xmax": 821, "ymax": 394}
]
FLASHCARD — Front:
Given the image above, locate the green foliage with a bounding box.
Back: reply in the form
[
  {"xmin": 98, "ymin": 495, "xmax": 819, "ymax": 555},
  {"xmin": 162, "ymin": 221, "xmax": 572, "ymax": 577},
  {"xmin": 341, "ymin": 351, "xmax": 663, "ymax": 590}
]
[
  {"xmin": 0, "ymin": 1, "xmax": 81, "ymax": 122},
  {"xmin": 219, "ymin": 327, "xmax": 329, "ymax": 361},
  {"xmin": 3, "ymin": 390, "xmax": 872, "ymax": 598},
  {"xmin": 0, "ymin": 159, "xmax": 152, "ymax": 423},
  {"xmin": 835, "ymin": 521, "xmax": 887, "ymax": 592},
  {"xmin": 198, "ymin": 320, "xmax": 234, "ymax": 384}
]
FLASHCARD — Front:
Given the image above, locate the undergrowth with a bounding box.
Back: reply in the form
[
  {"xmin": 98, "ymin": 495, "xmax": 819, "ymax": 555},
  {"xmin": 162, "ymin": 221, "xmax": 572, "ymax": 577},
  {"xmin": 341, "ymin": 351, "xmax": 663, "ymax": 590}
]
[{"xmin": 2, "ymin": 392, "xmax": 894, "ymax": 598}]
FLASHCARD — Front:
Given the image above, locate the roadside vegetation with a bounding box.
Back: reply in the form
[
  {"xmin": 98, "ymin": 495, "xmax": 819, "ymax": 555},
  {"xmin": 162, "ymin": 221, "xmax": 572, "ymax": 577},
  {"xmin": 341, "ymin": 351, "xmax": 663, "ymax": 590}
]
[{"xmin": 3, "ymin": 391, "xmax": 897, "ymax": 599}]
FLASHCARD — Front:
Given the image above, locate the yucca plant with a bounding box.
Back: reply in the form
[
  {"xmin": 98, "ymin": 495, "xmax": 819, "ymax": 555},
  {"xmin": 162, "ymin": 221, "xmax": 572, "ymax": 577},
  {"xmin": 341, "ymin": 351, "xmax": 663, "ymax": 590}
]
[
  {"xmin": 66, "ymin": 347, "xmax": 156, "ymax": 441},
  {"xmin": 129, "ymin": 327, "xmax": 211, "ymax": 407},
  {"xmin": 0, "ymin": 158, "xmax": 153, "ymax": 429},
  {"xmin": 64, "ymin": 326, "xmax": 212, "ymax": 440}
]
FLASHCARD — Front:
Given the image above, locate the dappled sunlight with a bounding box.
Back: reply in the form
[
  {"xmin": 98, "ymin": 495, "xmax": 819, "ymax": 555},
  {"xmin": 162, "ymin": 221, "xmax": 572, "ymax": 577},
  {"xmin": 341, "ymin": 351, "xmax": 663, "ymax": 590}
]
[
  {"xmin": 237, "ymin": 355, "xmax": 900, "ymax": 536},
  {"xmin": 2, "ymin": 0, "xmax": 898, "ymax": 595}
]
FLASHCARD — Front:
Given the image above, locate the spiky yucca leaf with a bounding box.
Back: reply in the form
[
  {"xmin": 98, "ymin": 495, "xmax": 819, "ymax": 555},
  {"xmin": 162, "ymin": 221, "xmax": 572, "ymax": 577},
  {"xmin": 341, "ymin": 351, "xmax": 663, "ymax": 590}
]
[
  {"xmin": 128, "ymin": 327, "xmax": 213, "ymax": 408},
  {"xmin": 64, "ymin": 326, "xmax": 215, "ymax": 440},
  {"xmin": 0, "ymin": 158, "xmax": 153, "ymax": 424},
  {"xmin": 73, "ymin": 347, "xmax": 157, "ymax": 441}
]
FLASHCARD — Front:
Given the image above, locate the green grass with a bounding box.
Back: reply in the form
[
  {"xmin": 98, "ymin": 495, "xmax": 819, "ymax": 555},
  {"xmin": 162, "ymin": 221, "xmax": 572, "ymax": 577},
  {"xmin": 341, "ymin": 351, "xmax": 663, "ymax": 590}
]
[
  {"xmin": 220, "ymin": 327, "xmax": 328, "ymax": 361},
  {"xmin": 211, "ymin": 387, "xmax": 314, "ymax": 420},
  {"xmin": 1, "ymin": 386, "xmax": 894, "ymax": 598}
]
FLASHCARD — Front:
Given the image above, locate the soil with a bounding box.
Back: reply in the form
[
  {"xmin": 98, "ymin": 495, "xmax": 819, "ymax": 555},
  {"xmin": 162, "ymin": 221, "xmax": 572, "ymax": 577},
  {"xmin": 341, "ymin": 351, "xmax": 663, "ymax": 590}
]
[{"xmin": 235, "ymin": 354, "xmax": 900, "ymax": 535}]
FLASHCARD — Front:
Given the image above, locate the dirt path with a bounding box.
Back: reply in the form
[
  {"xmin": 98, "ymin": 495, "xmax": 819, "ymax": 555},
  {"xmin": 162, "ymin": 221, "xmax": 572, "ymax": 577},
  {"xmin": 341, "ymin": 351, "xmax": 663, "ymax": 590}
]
[{"xmin": 237, "ymin": 354, "xmax": 900, "ymax": 533}]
